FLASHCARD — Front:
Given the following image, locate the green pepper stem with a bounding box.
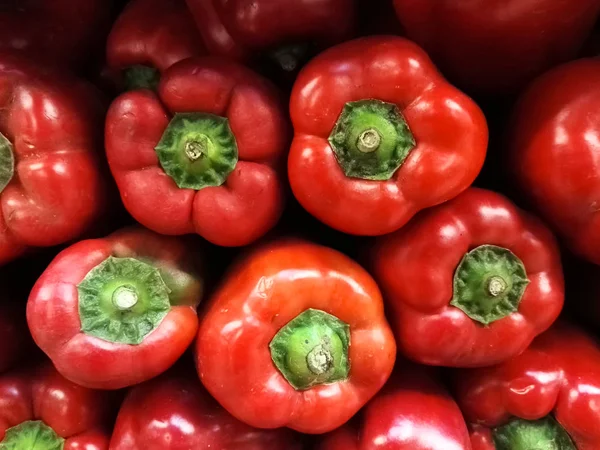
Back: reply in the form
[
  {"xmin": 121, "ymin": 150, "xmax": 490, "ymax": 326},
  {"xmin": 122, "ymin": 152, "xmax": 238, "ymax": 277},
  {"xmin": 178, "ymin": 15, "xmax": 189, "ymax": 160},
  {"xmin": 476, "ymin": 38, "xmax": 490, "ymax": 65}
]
[
  {"xmin": 112, "ymin": 285, "xmax": 139, "ymax": 311},
  {"xmin": 357, "ymin": 128, "xmax": 381, "ymax": 153},
  {"xmin": 493, "ymin": 416, "xmax": 576, "ymax": 450},
  {"xmin": 487, "ymin": 276, "xmax": 508, "ymax": 297}
]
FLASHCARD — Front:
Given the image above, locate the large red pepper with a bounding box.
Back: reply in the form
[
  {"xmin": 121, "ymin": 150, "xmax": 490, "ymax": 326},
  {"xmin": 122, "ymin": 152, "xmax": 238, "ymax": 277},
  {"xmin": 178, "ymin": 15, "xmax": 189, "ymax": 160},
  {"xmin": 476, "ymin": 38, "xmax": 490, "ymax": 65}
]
[
  {"xmin": 289, "ymin": 36, "xmax": 487, "ymax": 236},
  {"xmin": 106, "ymin": 57, "xmax": 289, "ymax": 247},
  {"xmin": 111, "ymin": 369, "xmax": 304, "ymax": 449},
  {"xmin": 508, "ymin": 58, "xmax": 600, "ymax": 265},
  {"xmin": 0, "ymin": 362, "xmax": 114, "ymax": 450},
  {"xmin": 106, "ymin": 0, "xmax": 206, "ymax": 91},
  {"xmin": 0, "ymin": 52, "xmax": 108, "ymax": 265},
  {"xmin": 316, "ymin": 365, "xmax": 471, "ymax": 450},
  {"xmin": 196, "ymin": 239, "xmax": 396, "ymax": 433},
  {"xmin": 26, "ymin": 227, "xmax": 204, "ymax": 390},
  {"xmin": 372, "ymin": 188, "xmax": 564, "ymax": 367},
  {"xmin": 455, "ymin": 323, "xmax": 600, "ymax": 450},
  {"xmin": 0, "ymin": 0, "xmax": 112, "ymax": 71},
  {"xmin": 393, "ymin": 0, "xmax": 600, "ymax": 96}
]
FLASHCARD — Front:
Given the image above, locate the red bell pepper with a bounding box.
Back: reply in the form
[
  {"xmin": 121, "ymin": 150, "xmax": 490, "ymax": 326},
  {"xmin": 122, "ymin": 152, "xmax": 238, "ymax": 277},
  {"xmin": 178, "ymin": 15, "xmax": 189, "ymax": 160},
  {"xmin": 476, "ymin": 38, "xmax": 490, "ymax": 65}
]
[
  {"xmin": 372, "ymin": 188, "xmax": 564, "ymax": 367},
  {"xmin": 509, "ymin": 58, "xmax": 600, "ymax": 265},
  {"xmin": 26, "ymin": 227, "xmax": 204, "ymax": 390},
  {"xmin": 0, "ymin": 0, "xmax": 112, "ymax": 71},
  {"xmin": 0, "ymin": 52, "xmax": 108, "ymax": 265},
  {"xmin": 106, "ymin": 57, "xmax": 289, "ymax": 247},
  {"xmin": 196, "ymin": 239, "xmax": 396, "ymax": 433},
  {"xmin": 393, "ymin": 0, "xmax": 600, "ymax": 96},
  {"xmin": 106, "ymin": 0, "xmax": 206, "ymax": 91},
  {"xmin": 455, "ymin": 323, "xmax": 600, "ymax": 450},
  {"xmin": 111, "ymin": 369, "xmax": 304, "ymax": 449},
  {"xmin": 0, "ymin": 302, "xmax": 27, "ymax": 374},
  {"xmin": 0, "ymin": 362, "xmax": 113, "ymax": 450},
  {"xmin": 185, "ymin": 0, "xmax": 356, "ymax": 69},
  {"xmin": 316, "ymin": 365, "xmax": 471, "ymax": 450},
  {"xmin": 289, "ymin": 36, "xmax": 488, "ymax": 236}
]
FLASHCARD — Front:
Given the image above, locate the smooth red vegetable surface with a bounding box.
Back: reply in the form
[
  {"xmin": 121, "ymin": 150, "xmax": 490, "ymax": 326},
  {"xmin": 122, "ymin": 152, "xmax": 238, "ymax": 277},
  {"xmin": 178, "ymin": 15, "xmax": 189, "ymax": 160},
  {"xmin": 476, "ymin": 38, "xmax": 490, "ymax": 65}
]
[
  {"xmin": 393, "ymin": 0, "xmax": 600, "ymax": 96},
  {"xmin": 196, "ymin": 239, "xmax": 396, "ymax": 434},
  {"xmin": 289, "ymin": 36, "xmax": 487, "ymax": 236},
  {"xmin": 185, "ymin": 0, "xmax": 356, "ymax": 61},
  {"xmin": 111, "ymin": 370, "xmax": 303, "ymax": 450},
  {"xmin": 372, "ymin": 188, "xmax": 564, "ymax": 367},
  {"xmin": 455, "ymin": 323, "xmax": 600, "ymax": 450},
  {"xmin": 317, "ymin": 365, "xmax": 471, "ymax": 450},
  {"xmin": 0, "ymin": 362, "xmax": 113, "ymax": 449},
  {"xmin": 0, "ymin": 52, "xmax": 108, "ymax": 265},
  {"xmin": 0, "ymin": 0, "xmax": 112, "ymax": 70},
  {"xmin": 27, "ymin": 227, "xmax": 204, "ymax": 390},
  {"xmin": 106, "ymin": 57, "xmax": 288, "ymax": 246},
  {"xmin": 509, "ymin": 58, "xmax": 600, "ymax": 265}
]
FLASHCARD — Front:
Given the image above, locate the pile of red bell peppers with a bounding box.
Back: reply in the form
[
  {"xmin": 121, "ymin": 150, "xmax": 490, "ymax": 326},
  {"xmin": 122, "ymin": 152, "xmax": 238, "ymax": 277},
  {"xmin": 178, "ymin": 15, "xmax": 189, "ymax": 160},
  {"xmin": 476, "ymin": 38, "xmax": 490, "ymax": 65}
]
[{"xmin": 0, "ymin": 0, "xmax": 600, "ymax": 449}]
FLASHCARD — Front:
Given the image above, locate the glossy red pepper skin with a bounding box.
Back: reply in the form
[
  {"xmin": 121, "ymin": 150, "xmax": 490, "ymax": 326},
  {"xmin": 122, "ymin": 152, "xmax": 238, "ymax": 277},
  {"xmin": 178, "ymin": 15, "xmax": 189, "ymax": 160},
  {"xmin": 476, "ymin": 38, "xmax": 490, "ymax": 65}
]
[
  {"xmin": 0, "ymin": 53, "xmax": 108, "ymax": 265},
  {"xmin": 196, "ymin": 239, "xmax": 396, "ymax": 434},
  {"xmin": 289, "ymin": 36, "xmax": 487, "ymax": 236},
  {"xmin": 111, "ymin": 370, "xmax": 303, "ymax": 450},
  {"xmin": 106, "ymin": 57, "xmax": 289, "ymax": 247},
  {"xmin": 107, "ymin": 0, "xmax": 205, "ymax": 76},
  {"xmin": 455, "ymin": 323, "xmax": 600, "ymax": 450},
  {"xmin": 393, "ymin": 0, "xmax": 600, "ymax": 96},
  {"xmin": 185, "ymin": 0, "xmax": 356, "ymax": 61},
  {"xmin": 316, "ymin": 366, "xmax": 472, "ymax": 450},
  {"xmin": 0, "ymin": 362, "xmax": 113, "ymax": 449},
  {"xmin": 509, "ymin": 58, "xmax": 600, "ymax": 265},
  {"xmin": 0, "ymin": 0, "xmax": 112, "ymax": 71},
  {"xmin": 372, "ymin": 188, "xmax": 564, "ymax": 367},
  {"xmin": 26, "ymin": 228, "xmax": 202, "ymax": 390}
]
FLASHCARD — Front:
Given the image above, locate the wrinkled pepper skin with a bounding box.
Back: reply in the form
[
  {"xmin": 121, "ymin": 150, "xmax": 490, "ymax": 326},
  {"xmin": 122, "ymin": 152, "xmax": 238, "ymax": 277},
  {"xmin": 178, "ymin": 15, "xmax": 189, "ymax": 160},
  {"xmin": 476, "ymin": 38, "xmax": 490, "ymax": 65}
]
[
  {"xmin": 509, "ymin": 58, "xmax": 600, "ymax": 265},
  {"xmin": 107, "ymin": 0, "xmax": 205, "ymax": 88},
  {"xmin": 196, "ymin": 239, "xmax": 396, "ymax": 434},
  {"xmin": 0, "ymin": 0, "xmax": 112, "ymax": 71},
  {"xmin": 106, "ymin": 57, "xmax": 289, "ymax": 247},
  {"xmin": 110, "ymin": 370, "xmax": 304, "ymax": 450},
  {"xmin": 316, "ymin": 365, "xmax": 471, "ymax": 450},
  {"xmin": 185, "ymin": 0, "xmax": 356, "ymax": 62},
  {"xmin": 289, "ymin": 36, "xmax": 487, "ymax": 236},
  {"xmin": 0, "ymin": 53, "xmax": 108, "ymax": 265},
  {"xmin": 393, "ymin": 0, "xmax": 600, "ymax": 96},
  {"xmin": 455, "ymin": 323, "xmax": 600, "ymax": 450},
  {"xmin": 372, "ymin": 188, "xmax": 564, "ymax": 367},
  {"xmin": 0, "ymin": 362, "xmax": 113, "ymax": 449},
  {"xmin": 0, "ymin": 302, "xmax": 27, "ymax": 373},
  {"xmin": 27, "ymin": 227, "xmax": 204, "ymax": 390}
]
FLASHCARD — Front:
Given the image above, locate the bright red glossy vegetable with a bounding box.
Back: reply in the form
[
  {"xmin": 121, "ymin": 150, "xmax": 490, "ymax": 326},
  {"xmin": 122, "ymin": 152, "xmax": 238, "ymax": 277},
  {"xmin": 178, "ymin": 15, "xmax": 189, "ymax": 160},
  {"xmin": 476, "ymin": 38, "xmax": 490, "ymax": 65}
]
[
  {"xmin": 372, "ymin": 188, "xmax": 564, "ymax": 367},
  {"xmin": 196, "ymin": 239, "xmax": 396, "ymax": 434},
  {"xmin": 316, "ymin": 365, "xmax": 471, "ymax": 450},
  {"xmin": 0, "ymin": 362, "xmax": 113, "ymax": 449},
  {"xmin": 0, "ymin": 0, "xmax": 112, "ymax": 71},
  {"xmin": 106, "ymin": 0, "xmax": 206, "ymax": 91},
  {"xmin": 27, "ymin": 227, "xmax": 204, "ymax": 390},
  {"xmin": 106, "ymin": 57, "xmax": 288, "ymax": 247},
  {"xmin": 393, "ymin": 0, "xmax": 600, "ymax": 96},
  {"xmin": 289, "ymin": 36, "xmax": 487, "ymax": 236},
  {"xmin": 455, "ymin": 323, "xmax": 600, "ymax": 450},
  {"xmin": 111, "ymin": 369, "xmax": 304, "ymax": 450},
  {"xmin": 0, "ymin": 52, "xmax": 108, "ymax": 265},
  {"xmin": 509, "ymin": 58, "xmax": 600, "ymax": 265}
]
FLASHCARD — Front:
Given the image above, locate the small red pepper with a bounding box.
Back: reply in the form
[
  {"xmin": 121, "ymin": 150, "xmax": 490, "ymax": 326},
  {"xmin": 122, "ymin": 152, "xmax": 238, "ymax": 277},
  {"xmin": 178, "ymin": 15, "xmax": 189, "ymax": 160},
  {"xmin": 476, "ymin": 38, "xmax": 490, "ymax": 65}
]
[
  {"xmin": 317, "ymin": 365, "xmax": 471, "ymax": 450},
  {"xmin": 196, "ymin": 239, "xmax": 396, "ymax": 433},
  {"xmin": 27, "ymin": 227, "xmax": 204, "ymax": 389},
  {"xmin": 455, "ymin": 323, "xmax": 600, "ymax": 450},
  {"xmin": 289, "ymin": 36, "xmax": 488, "ymax": 236},
  {"xmin": 0, "ymin": 52, "xmax": 109, "ymax": 265},
  {"xmin": 509, "ymin": 58, "xmax": 600, "ymax": 265},
  {"xmin": 110, "ymin": 369, "xmax": 304, "ymax": 449},
  {"xmin": 0, "ymin": 362, "xmax": 114, "ymax": 450},
  {"xmin": 106, "ymin": 0, "xmax": 206, "ymax": 91},
  {"xmin": 106, "ymin": 57, "xmax": 289, "ymax": 246},
  {"xmin": 372, "ymin": 188, "xmax": 564, "ymax": 367}
]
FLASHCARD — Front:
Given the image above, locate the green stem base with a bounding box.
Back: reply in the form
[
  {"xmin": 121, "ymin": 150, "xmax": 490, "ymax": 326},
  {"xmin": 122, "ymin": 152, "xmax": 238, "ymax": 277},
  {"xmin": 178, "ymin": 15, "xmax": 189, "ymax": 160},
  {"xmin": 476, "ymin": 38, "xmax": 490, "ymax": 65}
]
[
  {"xmin": 493, "ymin": 416, "xmax": 576, "ymax": 450},
  {"xmin": 0, "ymin": 421, "xmax": 64, "ymax": 450}
]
